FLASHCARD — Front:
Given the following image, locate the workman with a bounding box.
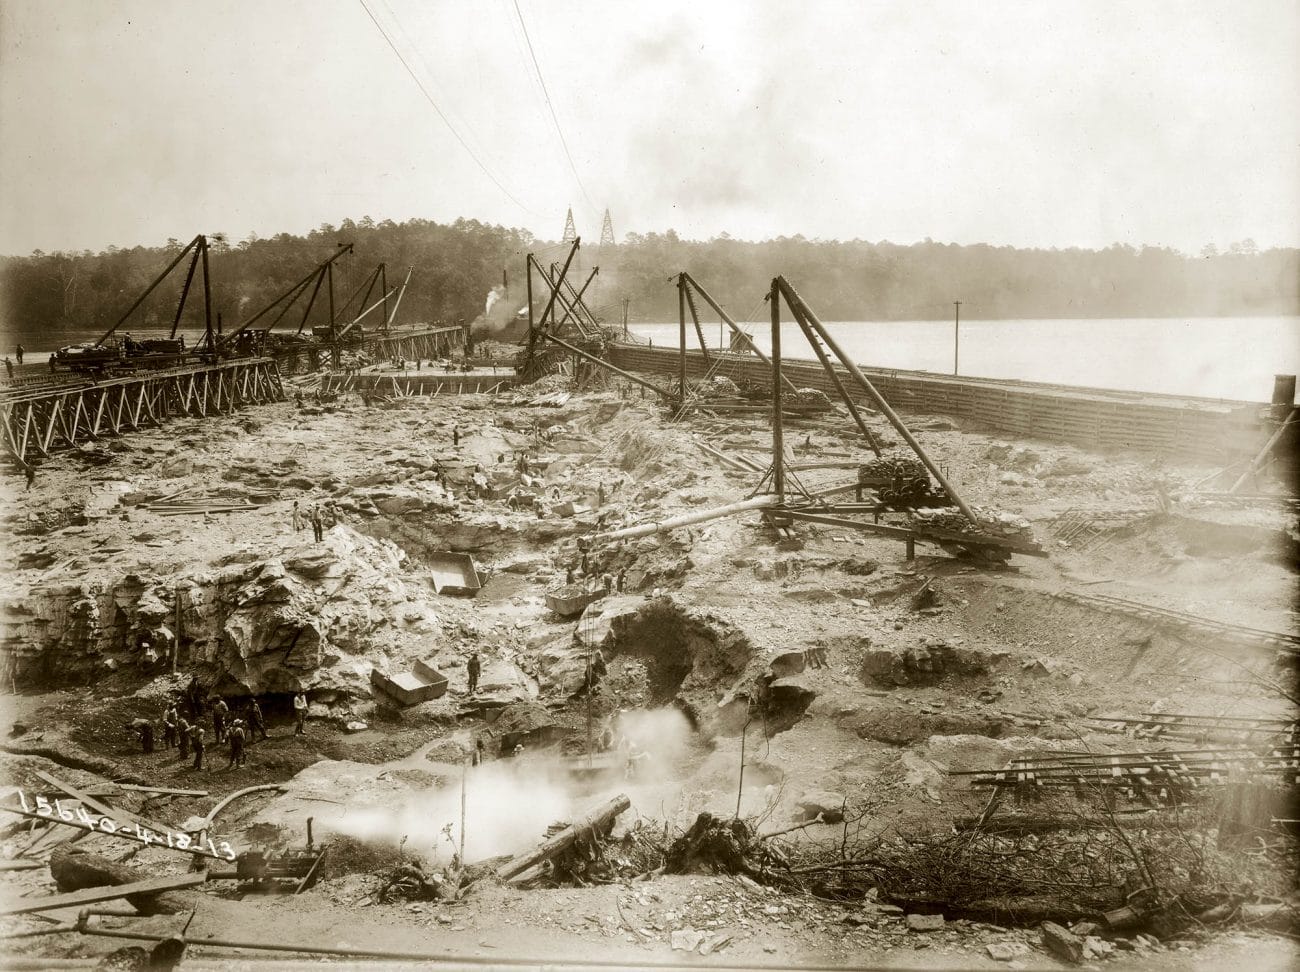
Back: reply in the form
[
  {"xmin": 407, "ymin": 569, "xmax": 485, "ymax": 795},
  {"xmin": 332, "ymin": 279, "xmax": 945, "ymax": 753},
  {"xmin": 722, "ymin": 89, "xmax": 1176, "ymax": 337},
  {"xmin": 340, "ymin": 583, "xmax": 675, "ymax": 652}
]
[
  {"xmin": 616, "ymin": 567, "xmax": 627, "ymax": 592},
  {"xmin": 310, "ymin": 505, "xmax": 324, "ymax": 542},
  {"xmin": 452, "ymin": 424, "xmax": 460, "ymax": 447},
  {"xmin": 227, "ymin": 719, "xmax": 247, "ymax": 768},
  {"xmin": 293, "ymin": 692, "xmax": 308, "ymax": 735},
  {"xmin": 624, "ymin": 739, "xmax": 651, "ymax": 780},
  {"xmin": 3, "ymin": 357, "xmax": 11, "ymax": 380},
  {"xmin": 565, "ymin": 565, "xmax": 575, "ymax": 586},
  {"xmin": 248, "ymin": 699, "xmax": 268, "ymax": 740},
  {"xmin": 602, "ymin": 573, "xmax": 613, "ymax": 595},
  {"xmin": 211, "ymin": 697, "xmax": 229, "ymax": 743},
  {"xmin": 128, "ymin": 719, "xmax": 155, "ymax": 754},
  {"xmin": 596, "ymin": 483, "xmax": 606, "ymax": 508},
  {"xmin": 585, "ymin": 649, "xmax": 607, "ymax": 692},
  {"xmin": 162, "ymin": 703, "xmax": 179, "ymax": 749},
  {"xmin": 466, "ymin": 652, "xmax": 481, "ymax": 695},
  {"xmin": 190, "ymin": 723, "xmax": 205, "ymax": 770},
  {"xmin": 292, "ymin": 501, "xmax": 303, "ymax": 532},
  {"xmin": 177, "ymin": 715, "xmax": 191, "ymax": 759},
  {"xmin": 14, "ymin": 344, "xmax": 23, "ymax": 366},
  {"xmin": 24, "ymin": 464, "xmax": 35, "ymax": 491}
]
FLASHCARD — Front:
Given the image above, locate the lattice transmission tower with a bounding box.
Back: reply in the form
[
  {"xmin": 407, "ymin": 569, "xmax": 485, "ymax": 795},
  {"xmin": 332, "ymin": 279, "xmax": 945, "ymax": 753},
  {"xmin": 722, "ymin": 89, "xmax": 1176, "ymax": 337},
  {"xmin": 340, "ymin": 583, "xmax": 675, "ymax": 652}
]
[
  {"xmin": 561, "ymin": 206, "xmax": 577, "ymax": 243},
  {"xmin": 599, "ymin": 208, "xmax": 615, "ymax": 246}
]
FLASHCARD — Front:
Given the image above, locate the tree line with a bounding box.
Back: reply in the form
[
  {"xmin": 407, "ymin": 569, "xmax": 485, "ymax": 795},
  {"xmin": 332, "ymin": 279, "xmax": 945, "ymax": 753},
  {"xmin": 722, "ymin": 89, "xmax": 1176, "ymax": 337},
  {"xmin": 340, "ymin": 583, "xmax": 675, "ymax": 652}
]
[
  {"xmin": 2, "ymin": 219, "xmax": 1296, "ymax": 345},
  {"xmin": 0, "ymin": 217, "xmax": 534, "ymax": 342},
  {"xmin": 591, "ymin": 233, "xmax": 1300, "ymax": 323}
]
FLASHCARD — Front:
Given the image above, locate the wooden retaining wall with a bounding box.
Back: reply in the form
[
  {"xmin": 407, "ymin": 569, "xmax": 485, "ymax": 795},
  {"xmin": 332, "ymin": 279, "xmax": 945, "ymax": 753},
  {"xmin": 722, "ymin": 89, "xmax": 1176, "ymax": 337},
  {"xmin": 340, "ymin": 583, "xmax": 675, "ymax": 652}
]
[{"xmin": 608, "ymin": 344, "xmax": 1275, "ymax": 461}]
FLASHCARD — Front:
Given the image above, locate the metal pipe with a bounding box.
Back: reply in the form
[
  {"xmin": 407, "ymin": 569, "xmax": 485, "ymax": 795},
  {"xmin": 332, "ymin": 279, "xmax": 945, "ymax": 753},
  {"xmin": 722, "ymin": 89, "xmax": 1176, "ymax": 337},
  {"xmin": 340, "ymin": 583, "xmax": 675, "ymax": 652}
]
[
  {"xmin": 678, "ymin": 275, "xmax": 688, "ymax": 403},
  {"xmin": 385, "ymin": 266, "xmax": 415, "ymax": 330},
  {"xmin": 681, "ymin": 271, "xmax": 797, "ymax": 392},
  {"xmin": 539, "ymin": 333, "xmax": 673, "ymax": 400},
  {"xmin": 785, "ymin": 298, "xmax": 881, "ymax": 456},
  {"xmin": 776, "ymin": 277, "xmax": 979, "ymax": 525},
  {"xmin": 770, "ymin": 278, "xmax": 784, "ymax": 502},
  {"xmin": 96, "ymin": 235, "xmax": 200, "ymax": 345},
  {"xmin": 590, "ymin": 495, "xmax": 779, "ymax": 544}
]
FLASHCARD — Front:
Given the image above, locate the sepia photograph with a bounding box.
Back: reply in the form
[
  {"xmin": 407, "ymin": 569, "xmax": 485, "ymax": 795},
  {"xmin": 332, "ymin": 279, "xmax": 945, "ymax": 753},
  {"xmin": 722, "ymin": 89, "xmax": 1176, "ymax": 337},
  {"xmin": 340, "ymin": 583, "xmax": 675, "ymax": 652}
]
[{"xmin": 1, "ymin": 1, "xmax": 1297, "ymax": 969}]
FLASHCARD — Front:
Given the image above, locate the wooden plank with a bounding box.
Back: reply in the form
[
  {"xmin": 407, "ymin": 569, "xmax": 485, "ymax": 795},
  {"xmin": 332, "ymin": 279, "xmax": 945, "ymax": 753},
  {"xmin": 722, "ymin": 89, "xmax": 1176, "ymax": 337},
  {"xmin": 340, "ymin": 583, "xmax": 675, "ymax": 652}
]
[
  {"xmin": 0, "ymin": 872, "xmax": 206, "ymax": 915},
  {"xmin": 31, "ymin": 770, "xmax": 175, "ymax": 837}
]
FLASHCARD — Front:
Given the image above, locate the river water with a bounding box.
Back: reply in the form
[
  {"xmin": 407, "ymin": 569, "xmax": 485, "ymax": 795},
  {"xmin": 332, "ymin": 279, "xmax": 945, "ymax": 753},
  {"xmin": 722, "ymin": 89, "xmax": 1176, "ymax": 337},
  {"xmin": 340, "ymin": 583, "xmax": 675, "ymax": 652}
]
[
  {"xmin": 3, "ymin": 316, "xmax": 1297, "ymax": 403},
  {"xmin": 626, "ymin": 316, "xmax": 1300, "ymax": 403}
]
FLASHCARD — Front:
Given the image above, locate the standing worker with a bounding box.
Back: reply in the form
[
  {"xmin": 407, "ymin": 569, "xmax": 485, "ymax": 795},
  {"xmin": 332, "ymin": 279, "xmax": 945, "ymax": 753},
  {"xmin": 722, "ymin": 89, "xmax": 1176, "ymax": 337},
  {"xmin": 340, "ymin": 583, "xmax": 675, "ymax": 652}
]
[
  {"xmin": 211, "ymin": 697, "xmax": 229, "ymax": 743},
  {"xmin": 190, "ymin": 723, "xmax": 205, "ymax": 770},
  {"xmin": 466, "ymin": 652, "xmax": 481, "ymax": 695},
  {"xmin": 227, "ymin": 719, "xmax": 247, "ymax": 768},
  {"xmin": 162, "ymin": 703, "xmax": 179, "ymax": 749},
  {"xmin": 293, "ymin": 692, "xmax": 308, "ymax": 735},
  {"xmin": 177, "ymin": 714, "xmax": 191, "ymax": 759},
  {"xmin": 15, "ymin": 344, "xmax": 23, "ymax": 366},
  {"xmin": 24, "ymin": 464, "xmax": 35, "ymax": 491},
  {"xmin": 292, "ymin": 501, "xmax": 303, "ymax": 533},
  {"xmin": 3, "ymin": 357, "xmax": 12, "ymax": 380},
  {"xmin": 248, "ymin": 698, "xmax": 268, "ymax": 740},
  {"xmin": 452, "ymin": 424, "xmax": 460, "ymax": 447},
  {"xmin": 616, "ymin": 567, "xmax": 627, "ymax": 592},
  {"xmin": 310, "ymin": 506, "xmax": 324, "ymax": 543},
  {"xmin": 127, "ymin": 719, "xmax": 155, "ymax": 754}
]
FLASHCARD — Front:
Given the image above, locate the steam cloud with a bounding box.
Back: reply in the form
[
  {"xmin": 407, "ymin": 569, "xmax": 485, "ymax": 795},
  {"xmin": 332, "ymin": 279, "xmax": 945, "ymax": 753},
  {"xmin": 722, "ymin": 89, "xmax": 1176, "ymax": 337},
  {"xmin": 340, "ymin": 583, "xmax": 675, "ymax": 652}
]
[{"xmin": 313, "ymin": 707, "xmax": 695, "ymax": 865}]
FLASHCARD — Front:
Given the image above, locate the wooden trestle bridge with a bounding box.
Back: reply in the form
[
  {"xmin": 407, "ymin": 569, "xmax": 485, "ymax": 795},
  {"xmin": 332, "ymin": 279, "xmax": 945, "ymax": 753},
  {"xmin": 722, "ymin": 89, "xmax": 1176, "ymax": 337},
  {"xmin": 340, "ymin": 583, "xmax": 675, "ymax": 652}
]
[
  {"xmin": 0, "ymin": 324, "xmax": 465, "ymax": 466},
  {"xmin": 0, "ymin": 357, "xmax": 284, "ymax": 466}
]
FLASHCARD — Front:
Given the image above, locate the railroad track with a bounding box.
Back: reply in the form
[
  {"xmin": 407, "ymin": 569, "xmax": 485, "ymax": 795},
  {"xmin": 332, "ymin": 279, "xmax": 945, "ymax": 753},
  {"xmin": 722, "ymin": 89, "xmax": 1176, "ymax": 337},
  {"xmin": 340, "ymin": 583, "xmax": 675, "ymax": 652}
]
[
  {"xmin": 957, "ymin": 745, "xmax": 1300, "ymax": 795},
  {"xmin": 1080, "ymin": 711, "xmax": 1298, "ymax": 743},
  {"xmin": 1056, "ymin": 589, "xmax": 1300, "ymax": 656}
]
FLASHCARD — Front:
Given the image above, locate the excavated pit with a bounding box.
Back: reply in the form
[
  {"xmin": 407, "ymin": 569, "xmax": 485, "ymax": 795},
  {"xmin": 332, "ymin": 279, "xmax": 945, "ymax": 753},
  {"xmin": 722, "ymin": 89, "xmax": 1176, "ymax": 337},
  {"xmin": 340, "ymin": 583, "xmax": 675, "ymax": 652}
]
[{"xmin": 605, "ymin": 599, "xmax": 755, "ymax": 714}]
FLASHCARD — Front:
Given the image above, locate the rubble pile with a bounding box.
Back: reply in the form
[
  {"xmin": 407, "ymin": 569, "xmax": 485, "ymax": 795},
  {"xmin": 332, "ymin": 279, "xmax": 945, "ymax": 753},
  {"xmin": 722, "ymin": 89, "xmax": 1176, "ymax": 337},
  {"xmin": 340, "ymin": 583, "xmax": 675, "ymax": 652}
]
[{"xmin": 911, "ymin": 505, "xmax": 1034, "ymax": 539}]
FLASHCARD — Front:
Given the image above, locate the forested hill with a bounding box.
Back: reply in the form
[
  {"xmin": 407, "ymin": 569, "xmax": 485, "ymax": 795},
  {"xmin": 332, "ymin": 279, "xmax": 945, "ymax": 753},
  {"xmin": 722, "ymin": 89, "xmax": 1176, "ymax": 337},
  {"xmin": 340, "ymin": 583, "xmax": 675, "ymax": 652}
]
[{"xmin": 2, "ymin": 218, "xmax": 1297, "ymax": 339}]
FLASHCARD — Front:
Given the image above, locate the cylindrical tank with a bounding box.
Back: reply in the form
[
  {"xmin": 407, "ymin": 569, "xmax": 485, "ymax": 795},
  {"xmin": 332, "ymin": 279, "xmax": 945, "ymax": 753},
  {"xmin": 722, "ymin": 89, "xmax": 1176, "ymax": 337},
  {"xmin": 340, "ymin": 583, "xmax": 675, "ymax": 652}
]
[{"xmin": 1272, "ymin": 374, "xmax": 1296, "ymax": 406}]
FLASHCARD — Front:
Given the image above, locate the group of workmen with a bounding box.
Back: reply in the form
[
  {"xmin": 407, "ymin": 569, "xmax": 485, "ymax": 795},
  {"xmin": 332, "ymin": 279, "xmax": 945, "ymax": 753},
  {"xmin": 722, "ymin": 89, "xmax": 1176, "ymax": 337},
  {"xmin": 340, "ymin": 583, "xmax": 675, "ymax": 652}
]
[
  {"xmin": 291, "ymin": 500, "xmax": 336, "ymax": 542},
  {"xmin": 126, "ymin": 681, "xmax": 310, "ymax": 772}
]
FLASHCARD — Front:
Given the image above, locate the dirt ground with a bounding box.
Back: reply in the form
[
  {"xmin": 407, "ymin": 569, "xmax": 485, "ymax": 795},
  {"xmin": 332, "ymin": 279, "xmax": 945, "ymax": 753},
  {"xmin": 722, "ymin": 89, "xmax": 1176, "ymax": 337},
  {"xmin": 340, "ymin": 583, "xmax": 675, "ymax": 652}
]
[{"xmin": 1, "ymin": 359, "xmax": 1296, "ymax": 969}]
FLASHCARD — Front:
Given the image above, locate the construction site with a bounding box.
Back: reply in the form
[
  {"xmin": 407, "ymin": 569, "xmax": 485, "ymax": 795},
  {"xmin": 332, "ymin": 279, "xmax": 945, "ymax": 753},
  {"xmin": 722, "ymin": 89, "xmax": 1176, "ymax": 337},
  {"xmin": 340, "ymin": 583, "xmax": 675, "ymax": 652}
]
[{"xmin": 0, "ymin": 226, "xmax": 1296, "ymax": 971}]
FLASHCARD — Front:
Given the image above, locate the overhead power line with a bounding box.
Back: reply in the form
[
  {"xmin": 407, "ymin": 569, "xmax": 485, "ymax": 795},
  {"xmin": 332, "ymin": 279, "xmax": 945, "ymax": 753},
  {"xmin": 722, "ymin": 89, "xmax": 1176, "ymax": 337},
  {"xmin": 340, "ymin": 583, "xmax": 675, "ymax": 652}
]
[
  {"xmin": 510, "ymin": 0, "xmax": 598, "ymax": 216},
  {"xmin": 358, "ymin": 0, "xmax": 540, "ymax": 217}
]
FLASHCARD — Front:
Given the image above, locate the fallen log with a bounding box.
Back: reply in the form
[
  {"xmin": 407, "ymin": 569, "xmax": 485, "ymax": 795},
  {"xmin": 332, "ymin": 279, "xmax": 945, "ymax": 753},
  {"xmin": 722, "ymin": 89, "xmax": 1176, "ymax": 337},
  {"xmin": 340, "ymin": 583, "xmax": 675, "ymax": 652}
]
[
  {"xmin": 496, "ymin": 793, "xmax": 630, "ymax": 882},
  {"xmin": 2, "ymin": 872, "xmax": 206, "ymax": 915},
  {"xmin": 49, "ymin": 847, "xmax": 202, "ymax": 916}
]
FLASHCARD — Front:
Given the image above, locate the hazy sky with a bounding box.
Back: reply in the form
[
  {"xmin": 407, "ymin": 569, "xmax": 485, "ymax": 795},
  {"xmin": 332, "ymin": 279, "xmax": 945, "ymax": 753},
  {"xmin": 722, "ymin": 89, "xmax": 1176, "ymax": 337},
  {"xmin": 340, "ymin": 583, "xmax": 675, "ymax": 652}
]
[{"xmin": 1, "ymin": 0, "xmax": 1296, "ymax": 255}]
